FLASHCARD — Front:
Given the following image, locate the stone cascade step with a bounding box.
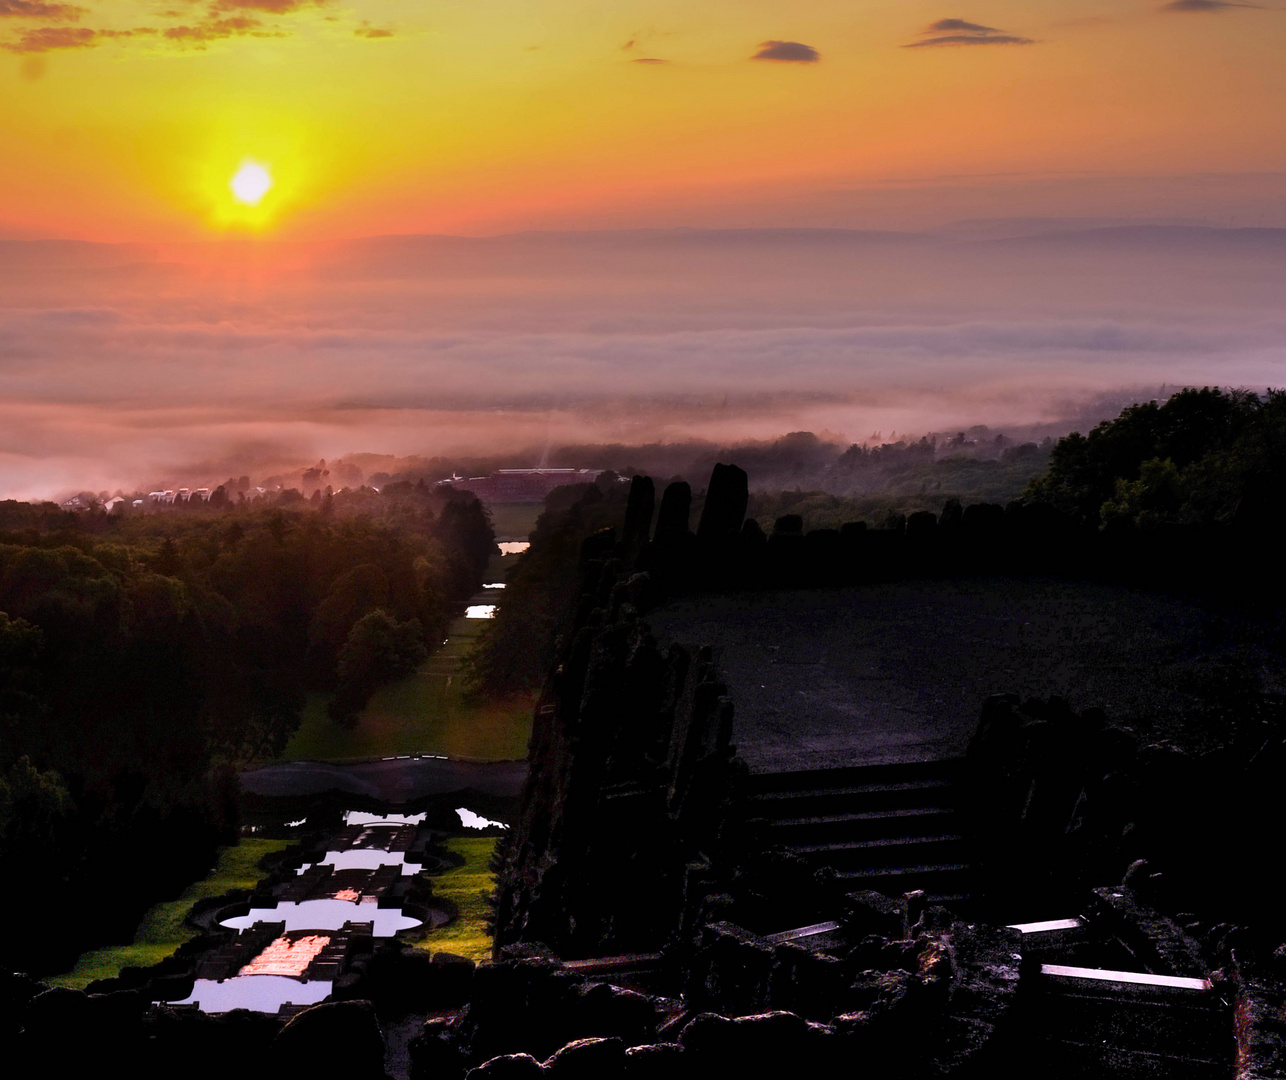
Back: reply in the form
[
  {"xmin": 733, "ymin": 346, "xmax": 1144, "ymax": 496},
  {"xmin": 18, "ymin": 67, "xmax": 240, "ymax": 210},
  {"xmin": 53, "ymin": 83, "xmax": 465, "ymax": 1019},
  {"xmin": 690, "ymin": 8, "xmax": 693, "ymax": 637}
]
[
  {"xmin": 753, "ymin": 778, "xmax": 958, "ymax": 819},
  {"xmin": 795, "ymin": 832, "xmax": 966, "ymax": 870},
  {"xmin": 1014, "ymin": 965, "xmax": 1234, "ymax": 1080},
  {"xmin": 745, "ymin": 758, "xmax": 970, "ymax": 900},
  {"xmin": 747, "ymin": 760, "xmax": 965, "ymax": 819},
  {"xmin": 752, "ymin": 758, "xmax": 961, "ymax": 808},
  {"xmin": 1007, "ymin": 916, "xmax": 1120, "ymax": 968},
  {"xmin": 560, "ymin": 952, "xmax": 668, "ymax": 995},
  {"xmin": 762, "ymin": 805, "xmax": 962, "ymax": 846},
  {"xmin": 835, "ymin": 862, "xmax": 973, "ymax": 898}
]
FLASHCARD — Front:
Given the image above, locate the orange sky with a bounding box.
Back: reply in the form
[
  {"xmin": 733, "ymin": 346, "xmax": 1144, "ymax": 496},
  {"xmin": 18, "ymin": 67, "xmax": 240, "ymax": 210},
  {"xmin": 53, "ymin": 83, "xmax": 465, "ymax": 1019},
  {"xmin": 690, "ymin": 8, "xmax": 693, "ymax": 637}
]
[{"xmin": 3, "ymin": 0, "xmax": 1286, "ymax": 241}]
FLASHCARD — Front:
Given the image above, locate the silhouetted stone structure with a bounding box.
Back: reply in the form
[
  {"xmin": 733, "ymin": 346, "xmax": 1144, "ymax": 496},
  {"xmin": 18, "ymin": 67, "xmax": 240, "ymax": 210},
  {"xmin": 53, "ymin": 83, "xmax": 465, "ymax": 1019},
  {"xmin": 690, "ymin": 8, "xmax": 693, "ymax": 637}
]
[
  {"xmin": 695, "ymin": 463, "xmax": 748, "ymax": 544},
  {"xmin": 480, "ymin": 461, "xmax": 1281, "ymax": 1077},
  {"xmin": 494, "ymin": 607, "xmax": 743, "ymax": 955},
  {"xmin": 620, "ymin": 475, "xmax": 655, "ymax": 559}
]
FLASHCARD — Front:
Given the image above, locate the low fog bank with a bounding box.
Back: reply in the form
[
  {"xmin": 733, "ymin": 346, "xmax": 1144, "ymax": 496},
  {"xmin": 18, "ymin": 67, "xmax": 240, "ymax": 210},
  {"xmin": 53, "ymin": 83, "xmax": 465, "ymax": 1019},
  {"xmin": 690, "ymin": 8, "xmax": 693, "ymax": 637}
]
[
  {"xmin": 2, "ymin": 224, "xmax": 1283, "ymax": 500},
  {"xmin": 34, "ymin": 389, "xmax": 1173, "ymax": 513}
]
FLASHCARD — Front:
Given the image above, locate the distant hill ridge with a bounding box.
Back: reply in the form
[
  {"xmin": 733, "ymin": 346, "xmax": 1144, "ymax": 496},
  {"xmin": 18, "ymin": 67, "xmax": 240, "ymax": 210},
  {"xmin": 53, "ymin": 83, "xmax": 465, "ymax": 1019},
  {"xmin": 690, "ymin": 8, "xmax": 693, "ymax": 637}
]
[{"xmin": 6, "ymin": 223, "xmax": 1286, "ymax": 271}]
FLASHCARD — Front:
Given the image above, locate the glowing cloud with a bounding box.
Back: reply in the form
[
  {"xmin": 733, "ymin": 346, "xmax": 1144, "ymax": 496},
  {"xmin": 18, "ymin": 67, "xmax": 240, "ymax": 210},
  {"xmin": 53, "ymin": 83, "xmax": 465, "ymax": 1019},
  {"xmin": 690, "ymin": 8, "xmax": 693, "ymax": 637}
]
[
  {"xmin": 0, "ymin": 0, "xmax": 85, "ymax": 18},
  {"xmin": 163, "ymin": 15, "xmax": 275, "ymax": 43}
]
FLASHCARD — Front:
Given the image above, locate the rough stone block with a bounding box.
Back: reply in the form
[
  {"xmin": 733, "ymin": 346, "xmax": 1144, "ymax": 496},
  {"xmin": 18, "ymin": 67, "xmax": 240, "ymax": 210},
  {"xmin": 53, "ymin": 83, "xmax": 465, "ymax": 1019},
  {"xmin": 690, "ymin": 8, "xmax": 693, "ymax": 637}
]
[
  {"xmin": 544, "ymin": 1036, "xmax": 626, "ymax": 1080},
  {"xmin": 466, "ymin": 1052, "xmax": 547, "ymax": 1079}
]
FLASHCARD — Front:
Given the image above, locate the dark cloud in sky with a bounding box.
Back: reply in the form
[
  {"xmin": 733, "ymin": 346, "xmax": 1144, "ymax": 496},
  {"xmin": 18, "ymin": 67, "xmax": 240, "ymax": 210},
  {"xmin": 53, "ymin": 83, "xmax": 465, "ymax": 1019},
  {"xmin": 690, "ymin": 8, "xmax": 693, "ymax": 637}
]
[
  {"xmin": 925, "ymin": 19, "xmax": 1001, "ymax": 33},
  {"xmin": 0, "ymin": 0, "xmax": 85, "ymax": 18},
  {"xmin": 752, "ymin": 40, "xmax": 820, "ymax": 62},
  {"xmin": 906, "ymin": 19, "xmax": 1034, "ymax": 47},
  {"xmin": 354, "ymin": 23, "xmax": 393, "ymax": 38},
  {"xmin": 906, "ymin": 33, "xmax": 1034, "ymax": 47},
  {"xmin": 632, "ymin": 57, "xmax": 667, "ymax": 64},
  {"xmin": 1163, "ymin": 0, "xmax": 1261, "ymax": 10}
]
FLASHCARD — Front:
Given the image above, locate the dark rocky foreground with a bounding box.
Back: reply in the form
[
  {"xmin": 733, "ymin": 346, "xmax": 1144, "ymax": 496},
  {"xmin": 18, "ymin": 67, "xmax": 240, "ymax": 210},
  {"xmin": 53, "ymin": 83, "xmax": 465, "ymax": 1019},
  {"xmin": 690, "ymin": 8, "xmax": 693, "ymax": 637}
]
[
  {"xmin": 482, "ymin": 469, "xmax": 1286, "ymax": 1076},
  {"xmin": 7, "ymin": 879, "xmax": 1266, "ymax": 1079},
  {"xmin": 12, "ymin": 465, "xmax": 1286, "ymax": 1077}
]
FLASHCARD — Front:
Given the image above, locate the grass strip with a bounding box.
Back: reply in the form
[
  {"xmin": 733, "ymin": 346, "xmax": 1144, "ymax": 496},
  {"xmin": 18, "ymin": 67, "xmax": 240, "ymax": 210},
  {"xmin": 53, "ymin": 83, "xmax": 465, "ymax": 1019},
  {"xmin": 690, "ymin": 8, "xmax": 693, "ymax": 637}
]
[
  {"xmin": 280, "ymin": 626, "xmax": 533, "ymax": 763},
  {"xmin": 414, "ymin": 835, "xmax": 498, "ymax": 961},
  {"xmin": 48, "ymin": 839, "xmax": 289, "ymax": 990},
  {"xmin": 278, "ymin": 548, "xmax": 534, "ymax": 763}
]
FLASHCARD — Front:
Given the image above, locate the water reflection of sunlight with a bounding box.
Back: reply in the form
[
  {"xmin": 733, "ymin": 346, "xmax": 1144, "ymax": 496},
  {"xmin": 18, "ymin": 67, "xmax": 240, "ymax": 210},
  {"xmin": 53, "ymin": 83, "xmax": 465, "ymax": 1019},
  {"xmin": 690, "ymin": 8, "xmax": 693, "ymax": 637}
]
[
  {"xmin": 220, "ymin": 899, "xmax": 424, "ymax": 936},
  {"xmin": 165, "ymin": 807, "xmax": 449, "ymax": 1016},
  {"xmin": 343, "ymin": 811, "xmax": 426, "ymax": 826},
  {"xmin": 240, "ymin": 933, "xmax": 329, "ymax": 975},
  {"xmin": 457, "ymin": 807, "xmax": 508, "ymax": 830},
  {"xmin": 465, "ymin": 605, "xmax": 497, "ymax": 619},
  {"xmin": 320, "ymin": 849, "xmax": 423, "ymax": 874},
  {"xmin": 171, "ymin": 975, "xmax": 334, "ymax": 1013}
]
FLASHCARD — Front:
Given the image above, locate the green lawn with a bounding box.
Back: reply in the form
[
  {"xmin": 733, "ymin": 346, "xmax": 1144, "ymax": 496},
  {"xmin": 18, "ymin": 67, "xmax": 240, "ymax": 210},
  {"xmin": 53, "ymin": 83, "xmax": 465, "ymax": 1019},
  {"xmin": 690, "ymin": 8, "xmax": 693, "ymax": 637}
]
[
  {"xmin": 48, "ymin": 839, "xmax": 289, "ymax": 990},
  {"xmin": 486, "ymin": 503, "xmax": 543, "ymax": 540},
  {"xmin": 414, "ymin": 836, "xmax": 498, "ymax": 961},
  {"xmin": 280, "ymin": 640, "xmax": 534, "ymax": 762},
  {"xmin": 280, "ymin": 548, "xmax": 535, "ymax": 763}
]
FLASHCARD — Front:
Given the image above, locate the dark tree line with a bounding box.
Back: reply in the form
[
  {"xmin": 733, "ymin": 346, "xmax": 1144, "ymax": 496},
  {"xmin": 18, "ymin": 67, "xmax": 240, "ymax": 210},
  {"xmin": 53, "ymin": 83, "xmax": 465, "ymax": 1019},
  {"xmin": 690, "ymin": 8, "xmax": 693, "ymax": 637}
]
[
  {"xmin": 463, "ymin": 480, "xmax": 630, "ymax": 698},
  {"xmin": 1027, "ymin": 387, "xmax": 1286, "ymax": 528}
]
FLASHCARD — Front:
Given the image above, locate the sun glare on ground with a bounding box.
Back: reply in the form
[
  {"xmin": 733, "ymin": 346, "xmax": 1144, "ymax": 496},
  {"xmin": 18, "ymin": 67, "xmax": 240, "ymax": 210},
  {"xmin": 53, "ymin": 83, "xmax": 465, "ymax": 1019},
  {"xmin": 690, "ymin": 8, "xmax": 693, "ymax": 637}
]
[{"xmin": 231, "ymin": 162, "xmax": 273, "ymax": 206}]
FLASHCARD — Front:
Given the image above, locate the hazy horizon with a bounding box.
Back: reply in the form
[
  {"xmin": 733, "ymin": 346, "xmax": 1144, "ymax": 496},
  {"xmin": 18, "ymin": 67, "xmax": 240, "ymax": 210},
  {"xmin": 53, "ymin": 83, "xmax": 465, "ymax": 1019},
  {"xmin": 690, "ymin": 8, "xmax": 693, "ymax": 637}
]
[{"xmin": 2, "ymin": 221, "xmax": 1284, "ymax": 500}]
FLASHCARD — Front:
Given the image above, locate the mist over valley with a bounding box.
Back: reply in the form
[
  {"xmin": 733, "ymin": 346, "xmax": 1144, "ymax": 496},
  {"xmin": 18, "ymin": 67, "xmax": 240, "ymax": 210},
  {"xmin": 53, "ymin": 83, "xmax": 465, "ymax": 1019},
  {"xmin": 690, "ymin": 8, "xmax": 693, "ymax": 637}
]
[{"xmin": 3, "ymin": 223, "xmax": 1283, "ymax": 500}]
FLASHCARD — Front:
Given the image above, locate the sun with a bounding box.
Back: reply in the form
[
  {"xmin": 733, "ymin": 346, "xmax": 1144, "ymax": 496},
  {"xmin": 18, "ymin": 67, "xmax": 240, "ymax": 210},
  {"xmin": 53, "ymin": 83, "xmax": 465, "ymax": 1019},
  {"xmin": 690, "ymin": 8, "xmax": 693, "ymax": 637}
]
[{"xmin": 230, "ymin": 161, "xmax": 272, "ymax": 206}]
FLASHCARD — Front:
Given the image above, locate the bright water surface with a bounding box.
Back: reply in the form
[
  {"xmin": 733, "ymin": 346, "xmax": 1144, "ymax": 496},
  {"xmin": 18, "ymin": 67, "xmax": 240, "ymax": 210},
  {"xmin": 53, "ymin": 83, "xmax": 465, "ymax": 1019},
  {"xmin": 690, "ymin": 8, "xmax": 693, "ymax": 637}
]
[
  {"xmin": 170, "ymin": 975, "xmax": 334, "ymax": 1013},
  {"xmin": 221, "ymin": 899, "xmax": 427, "ymax": 936}
]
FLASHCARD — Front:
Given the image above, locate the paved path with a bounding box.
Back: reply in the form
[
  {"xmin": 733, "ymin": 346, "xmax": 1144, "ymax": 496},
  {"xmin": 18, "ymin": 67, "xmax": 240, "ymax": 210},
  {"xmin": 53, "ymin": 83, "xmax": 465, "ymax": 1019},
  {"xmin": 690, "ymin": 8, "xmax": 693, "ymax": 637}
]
[{"xmin": 241, "ymin": 758, "xmax": 528, "ymax": 801}]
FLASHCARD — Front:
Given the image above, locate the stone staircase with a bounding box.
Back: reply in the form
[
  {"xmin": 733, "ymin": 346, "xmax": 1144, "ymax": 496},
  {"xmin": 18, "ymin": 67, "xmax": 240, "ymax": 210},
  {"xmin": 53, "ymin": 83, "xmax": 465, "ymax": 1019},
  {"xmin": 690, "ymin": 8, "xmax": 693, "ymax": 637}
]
[{"xmin": 745, "ymin": 758, "xmax": 971, "ymax": 901}]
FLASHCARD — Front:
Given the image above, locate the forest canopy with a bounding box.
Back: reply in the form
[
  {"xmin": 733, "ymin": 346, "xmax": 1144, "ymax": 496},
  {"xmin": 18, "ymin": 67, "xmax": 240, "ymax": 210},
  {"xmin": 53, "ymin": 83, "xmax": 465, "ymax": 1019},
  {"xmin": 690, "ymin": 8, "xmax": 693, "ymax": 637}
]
[
  {"xmin": 1026, "ymin": 387, "xmax": 1286, "ymax": 528},
  {"xmin": 0, "ymin": 484, "xmax": 494, "ymax": 973}
]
